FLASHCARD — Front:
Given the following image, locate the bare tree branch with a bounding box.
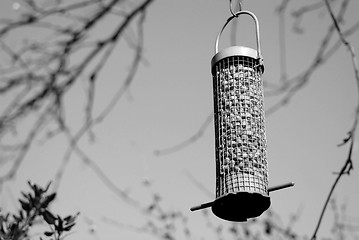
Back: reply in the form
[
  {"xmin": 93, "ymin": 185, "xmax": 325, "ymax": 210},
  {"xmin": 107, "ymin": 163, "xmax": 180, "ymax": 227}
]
[
  {"xmin": 265, "ymin": 0, "xmax": 350, "ymax": 116},
  {"xmin": 310, "ymin": 0, "xmax": 358, "ymax": 239},
  {"xmin": 0, "ymin": 0, "xmax": 154, "ymax": 189},
  {"xmin": 49, "ymin": 1, "xmax": 152, "ymax": 210}
]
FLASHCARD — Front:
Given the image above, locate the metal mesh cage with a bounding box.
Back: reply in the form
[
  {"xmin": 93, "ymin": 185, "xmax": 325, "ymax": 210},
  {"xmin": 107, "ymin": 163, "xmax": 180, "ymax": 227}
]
[
  {"xmin": 213, "ymin": 54, "xmax": 268, "ymax": 195},
  {"xmin": 211, "ymin": 48, "xmax": 270, "ymax": 221}
]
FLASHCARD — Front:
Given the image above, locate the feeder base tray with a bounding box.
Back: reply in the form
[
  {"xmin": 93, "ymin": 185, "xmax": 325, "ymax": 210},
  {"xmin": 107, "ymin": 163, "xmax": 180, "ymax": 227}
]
[{"xmin": 211, "ymin": 192, "xmax": 270, "ymax": 222}]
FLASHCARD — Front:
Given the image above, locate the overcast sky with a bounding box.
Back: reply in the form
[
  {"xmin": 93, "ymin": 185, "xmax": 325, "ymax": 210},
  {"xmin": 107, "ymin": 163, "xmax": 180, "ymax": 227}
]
[{"xmin": 1, "ymin": 0, "xmax": 359, "ymax": 239}]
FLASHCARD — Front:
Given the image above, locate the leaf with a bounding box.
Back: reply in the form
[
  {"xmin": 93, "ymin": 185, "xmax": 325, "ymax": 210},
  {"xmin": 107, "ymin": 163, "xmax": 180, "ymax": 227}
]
[
  {"xmin": 43, "ymin": 210, "xmax": 56, "ymax": 225},
  {"xmin": 163, "ymin": 233, "xmax": 174, "ymax": 240},
  {"xmin": 264, "ymin": 221, "xmax": 272, "ymax": 235},
  {"xmin": 229, "ymin": 225, "xmax": 238, "ymax": 235},
  {"xmin": 21, "ymin": 191, "xmax": 28, "ymax": 200},
  {"xmin": 19, "ymin": 200, "xmax": 31, "ymax": 212},
  {"xmin": 147, "ymin": 204, "xmax": 155, "ymax": 212},
  {"xmin": 63, "ymin": 223, "xmax": 76, "ymax": 232},
  {"xmin": 44, "ymin": 231, "xmax": 54, "ymax": 236},
  {"xmin": 20, "ymin": 210, "xmax": 24, "ymax": 219},
  {"xmin": 55, "ymin": 215, "xmax": 63, "ymax": 232},
  {"xmin": 64, "ymin": 212, "xmax": 79, "ymax": 225},
  {"xmin": 44, "ymin": 182, "xmax": 52, "ymax": 192},
  {"xmin": 42, "ymin": 193, "xmax": 56, "ymax": 208},
  {"xmin": 33, "ymin": 184, "xmax": 39, "ymax": 194},
  {"xmin": 64, "ymin": 215, "xmax": 72, "ymax": 223}
]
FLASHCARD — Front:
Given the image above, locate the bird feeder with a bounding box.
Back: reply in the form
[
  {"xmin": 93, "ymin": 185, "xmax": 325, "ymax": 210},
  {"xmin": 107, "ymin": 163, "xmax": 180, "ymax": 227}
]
[
  {"xmin": 211, "ymin": 10, "xmax": 269, "ymax": 222},
  {"xmin": 190, "ymin": 7, "xmax": 294, "ymax": 222}
]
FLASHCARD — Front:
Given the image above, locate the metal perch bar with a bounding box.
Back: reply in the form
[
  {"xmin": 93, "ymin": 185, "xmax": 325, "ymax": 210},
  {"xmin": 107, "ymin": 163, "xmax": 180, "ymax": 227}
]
[
  {"xmin": 268, "ymin": 182, "xmax": 295, "ymax": 192},
  {"xmin": 190, "ymin": 201, "xmax": 214, "ymax": 212},
  {"xmin": 190, "ymin": 182, "xmax": 294, "ymax": 212}
]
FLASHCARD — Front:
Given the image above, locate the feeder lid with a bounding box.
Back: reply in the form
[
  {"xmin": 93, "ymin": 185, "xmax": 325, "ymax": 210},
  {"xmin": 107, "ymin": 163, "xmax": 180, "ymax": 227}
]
[{"xmin": 211, "ymin": 46, "xmax": 264, "ymax": 74}]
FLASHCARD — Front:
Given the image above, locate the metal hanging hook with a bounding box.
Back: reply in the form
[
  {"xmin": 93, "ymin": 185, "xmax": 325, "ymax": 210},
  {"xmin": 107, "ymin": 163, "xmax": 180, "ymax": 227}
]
[
  {"xmin": 214, "ymin": 10, "xmax": 262, "ymax": 59},
  {"xmin": 230, "ymin": 0, "xmax": 242, "ymax": 17}
]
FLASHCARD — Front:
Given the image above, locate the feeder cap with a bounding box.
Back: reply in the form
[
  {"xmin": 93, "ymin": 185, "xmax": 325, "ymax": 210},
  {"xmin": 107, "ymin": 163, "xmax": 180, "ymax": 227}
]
[{"xmin": 211, "ymin": 46, "xmax": 264, "ymax": 74}]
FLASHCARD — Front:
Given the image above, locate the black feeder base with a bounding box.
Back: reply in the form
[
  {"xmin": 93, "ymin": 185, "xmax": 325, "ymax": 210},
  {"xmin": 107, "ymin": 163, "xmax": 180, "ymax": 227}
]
[{"xmin": 211, "ymin": 192, "xmax": 271, "ymax": 222}]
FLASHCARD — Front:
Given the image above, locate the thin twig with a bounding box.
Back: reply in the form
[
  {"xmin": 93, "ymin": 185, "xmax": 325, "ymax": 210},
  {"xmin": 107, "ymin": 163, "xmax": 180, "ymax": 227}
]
[
  {"xmin": 311, "ymin": 137, "xmax": 354, "ymax": 240},
  {"xmin": 185, "ymin": 170, "xmax": 214, "ymax": 199},
  {"xmin": 154, "ymin": 113, "xmax": 213, "ymax": 156},
  {"xmin": 310, "ymin": 0, "xmax": 358, "ymax": 239},
  {"xmin": 276, "ymin": 0, "xmax": 291, "ymax": 82},
  {"xmin": 291, "ymin": 0, "xmax": 337, "ymax": 34},
  {"xmin": 0, "ymin": 105, "xmax": 51, "ymax": 185},
  {"xmin": 266, "ymin": 0, "xmax": 350, "ymax": 115}
]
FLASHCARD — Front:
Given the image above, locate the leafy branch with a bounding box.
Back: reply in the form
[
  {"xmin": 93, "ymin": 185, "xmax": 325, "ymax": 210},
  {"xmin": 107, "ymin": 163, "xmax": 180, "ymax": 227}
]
[{"xmin": 0, "ymin": 181, "xmax": 78, "ymax": 240}]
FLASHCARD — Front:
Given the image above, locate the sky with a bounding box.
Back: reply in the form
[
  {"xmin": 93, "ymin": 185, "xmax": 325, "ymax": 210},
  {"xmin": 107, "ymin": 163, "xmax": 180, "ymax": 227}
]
[{"xmin": 1, "ymin": 0, "xmax": 359, "ymax": 239}]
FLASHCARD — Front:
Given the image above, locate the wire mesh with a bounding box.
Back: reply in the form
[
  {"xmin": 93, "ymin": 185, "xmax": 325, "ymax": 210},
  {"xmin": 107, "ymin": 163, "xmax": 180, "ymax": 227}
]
[{"xmin": 212, "ymin": 55, "xmax": 268, "ymax": 199}]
